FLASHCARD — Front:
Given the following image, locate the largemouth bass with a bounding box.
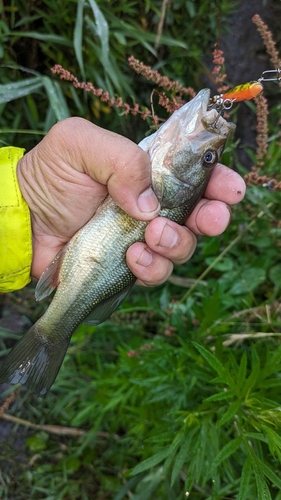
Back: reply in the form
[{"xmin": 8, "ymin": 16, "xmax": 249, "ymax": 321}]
[{"xmin": 0, "ymin": 89, "xmax": 235, "ymax": 395}]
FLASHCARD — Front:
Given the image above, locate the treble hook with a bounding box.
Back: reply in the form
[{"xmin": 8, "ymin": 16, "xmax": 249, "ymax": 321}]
[{"xmin": 259, "ymin": 67, "xmax": 281, "ymax": 83}]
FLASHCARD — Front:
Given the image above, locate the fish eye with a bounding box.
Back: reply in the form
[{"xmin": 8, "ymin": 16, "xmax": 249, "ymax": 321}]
[{"xmin": 203, "ymin": 150, "xmax": 217, "ymax": 166}]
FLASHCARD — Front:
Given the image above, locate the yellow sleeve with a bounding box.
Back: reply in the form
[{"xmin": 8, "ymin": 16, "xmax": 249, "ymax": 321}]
[{"xmin": 0, "ymin": 146, "xmax": 32, "ymax": 292}]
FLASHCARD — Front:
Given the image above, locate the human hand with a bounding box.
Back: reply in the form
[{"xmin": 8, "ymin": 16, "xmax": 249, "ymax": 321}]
[
  {"xmin": 17, "ymin": 117, "xmax": 245, "ymax": 285},
  {"xmin": 129, "ymin": 163, "xmax": 245, "ymax": 286}
]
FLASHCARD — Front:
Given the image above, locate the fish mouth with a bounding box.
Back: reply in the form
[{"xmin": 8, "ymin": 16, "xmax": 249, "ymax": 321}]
[
  {"xmin": 198, "ymin": 88, "xmax": 211, "ymax": 112},
  {"xmin": 174, "ymin": 88, "xmax": 212, "ymax": 134},
  {"xmin": 198, "ymin": 88, "xmax": 236, "ymax": 136},
  {"xmin": 193, "ymin": 88, "xmax": 211, "ymax": 123}
]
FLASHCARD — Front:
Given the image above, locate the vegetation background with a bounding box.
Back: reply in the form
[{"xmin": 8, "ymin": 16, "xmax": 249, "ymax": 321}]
[{"xmin": 1, "ymin": 0, "xmax": 281, "ymax": 498}]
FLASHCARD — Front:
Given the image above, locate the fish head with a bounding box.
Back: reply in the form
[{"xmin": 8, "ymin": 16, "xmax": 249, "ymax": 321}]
[{"xmin": 141, "ymin": 89, "xmax": 236, "ymax": 209}]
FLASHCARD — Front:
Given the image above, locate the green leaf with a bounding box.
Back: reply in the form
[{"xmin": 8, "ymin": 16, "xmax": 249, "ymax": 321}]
[
  {"xmin": 269, "ymin": 264, "xmax": 281, "ymax": 289},
  {"xmin": 254, "ymin": 470, "xmax": 272, "ymax": 500},
  {"xmin": 192, "ymin": 342, "xmax": 235, "ymax": 390},
  {"xmin": 240, "ymin": 358, "xmax": 260, "ymax": 398},
  {"xmin": 131, "ymin": 468, "xmax": 164, "ymax": 500},
  {"xmin": 74, "ymin": 0, "xmax": 85, "ymax": 78},
  {"xmin": 237, "ymin": 351, "xmax": 247, "ymax": 392},
  {"xmin": 207, "ymin": 436, "xmax": 242, "ymax": 476},
  {"xmin": 193, "ymin": 342, "xmax": 225, "ymax": 377},
  {"xmin": 262, "ymin": 344, "xmax": 281, "ymax": 378},
  {"xmin": 248, "ymin": 445, "xmax": 281, "ymax": 492},
  {"xmin": 203, "ymin": 390, "xmax": 234, "ymax": 403},
  {"xmin": 162, "ymin": 428, "xmax": 186, "ymax": 474},
  {"xmin": 186, "ymin": 1, "xmax": 196, "ymax": 18},
  {"xmin": 245, "ymin": 432, "xmax": 268, "ymax": 444},
  {"xmin": 131, "ymin": 447, "xmax": 170, "ymax": 475},
  {"xmin": 26, "ymin": 94, "xmax": 39, "ymax": 123},
  {"xmin": 0, "ymin": 77, "xmax": 43, "ymax": 104},
  {"xmin": 217, "ymin": 399, "xmax": 241, "ymax": 427},
  {"xmin": 191, "ymin": 419, "xmax": 209, "ymax": 484},
  {"xmin": 229, "ymin": 267, "xmax": 266, "ymax": 295},
  {"xmin": 238, "ymin": 456, "xmax": 252, "ymax": 500},
  {"xmin": 8, "ymin": 31, "xmax": 71, "ymax": 46},
  {"xmin": 61, "ymin": 456, "xmax": 81, "ymax": 474},
  {"xmin": 113, "ymin": 476, "xmax": 144, "ymax": 500},
  {"xmin": 87, "ymin": 0, "xmax": 109, "ymax": 70},
  {"xmin": 171, "ymin": 434, "xmax": 194, "ymax": 486},
  {"xmin": 264, "ymin": 425, "xmax": 281, "ymax": 458},
  {"xmin": 71, "ymin": 402, "xmax": 96, "ymax": 427},
  {"xmin": 42, "ymin": 77, "xmax": 70, "ymax": 121},
  {"xmin": 205, "ymin": 256, "xmax": 234, "ymax": 271},
  {"xmin": 26, "ymin": 432, "xmax": 48, "ymax": 452},
  {"xmin": 258, "ymin": 460, "xmax": 281, "ymax": 490}
]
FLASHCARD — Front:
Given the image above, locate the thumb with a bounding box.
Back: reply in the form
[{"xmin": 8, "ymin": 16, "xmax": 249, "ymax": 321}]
[{"xmin": 55, "ymin": 117, "xmax": 160, "ymax": 221}]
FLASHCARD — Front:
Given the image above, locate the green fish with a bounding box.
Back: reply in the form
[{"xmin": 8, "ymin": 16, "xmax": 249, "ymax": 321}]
[{"xmin": 0, "ymin": 89, "xmax": 235, "ymax": 395}]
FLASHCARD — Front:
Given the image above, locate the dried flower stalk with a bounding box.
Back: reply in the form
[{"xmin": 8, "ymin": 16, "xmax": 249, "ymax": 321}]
[
  {"xmin": 52, "ymin": 58, "xmax": 197, "ymax": 124},
  {"xmin": 244, "ymin": 168, "xmax": 277, "ymax": 190},
  {"xmin": 51, "ymin": 64, "xmax": 154, "ymax": 122},
  {"xmin": 0, "ymin": 387, "xmax": 19, "ymax": 416},
  {"xmin": 128, "ymin": 56, "xmax": 195, "ymax": 98},
  {"xmin": 245, "ymin": 15, "xmax": 281, "ymax": 189},
  {"xmin": 212, "ymin": 48, "xmax": 228, "ymax": 93},
  {"xmin": 252, "ymin": 14, "xmax": 281, "ymax": 70},
  {"xmin": 254, "ymin": 93, "xmax": 269, "ymax": 168}
]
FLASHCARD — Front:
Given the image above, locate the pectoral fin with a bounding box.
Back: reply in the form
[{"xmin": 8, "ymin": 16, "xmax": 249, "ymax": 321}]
[
  {"xmin": 35, "ymin": 246, "xmax": 68, "ymax": 301},
  {"xmin": 83, "ymin": 282, "xmax": 135, "ymax": 325}
]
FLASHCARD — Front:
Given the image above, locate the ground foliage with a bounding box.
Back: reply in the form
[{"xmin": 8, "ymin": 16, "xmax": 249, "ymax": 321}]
[{"xmin": 1, "ymin": 0, "xmax": 281, "ymax": 499}]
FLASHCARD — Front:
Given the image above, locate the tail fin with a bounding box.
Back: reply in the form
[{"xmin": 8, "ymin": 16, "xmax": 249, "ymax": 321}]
[{"xmin": 0, "ymin": 325, "xmax": 69, "ymax": 396}]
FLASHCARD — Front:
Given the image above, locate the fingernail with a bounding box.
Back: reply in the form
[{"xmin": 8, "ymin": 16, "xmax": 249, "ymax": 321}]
[
  {"xmin": 138, "ymin": 187, "xmax": 159, "ymax": 213},
  {"xmin": 136, "ymin": 248, "xmax": 153, "ymax": 267},
  {"xmin": 159, "ymin": 223, "xmax": 179, "ymax": 248}
]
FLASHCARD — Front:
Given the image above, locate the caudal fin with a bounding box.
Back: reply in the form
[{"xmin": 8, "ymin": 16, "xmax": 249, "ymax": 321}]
[{"xmin": 0, "ymin": 325, "xmax": 69, "ymax": 396}]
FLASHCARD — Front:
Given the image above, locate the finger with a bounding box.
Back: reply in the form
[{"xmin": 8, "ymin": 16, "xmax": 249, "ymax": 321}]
[
  {"xmin": 126, "ymin": 243, "xmax": 173, "ymax": 287},
  {"xmin": 52, "ymin": 118, "xmax": 160, "ymax": 221},
  {"xmin": 186, "ymin": 199, "xmax": 231, "ymax": 236},
  {"xmin": 205, "ymin": 163, "xmax": 246, "ymax": 204},
  {"xmin": 144, "ymin": 217, "xmax": 197, "ymax": 265}
]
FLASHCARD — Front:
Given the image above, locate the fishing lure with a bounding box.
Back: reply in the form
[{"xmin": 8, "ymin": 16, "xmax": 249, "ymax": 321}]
[{"xmin": 209, "ymin": 67, "xmax": 281, "ymax": 111}]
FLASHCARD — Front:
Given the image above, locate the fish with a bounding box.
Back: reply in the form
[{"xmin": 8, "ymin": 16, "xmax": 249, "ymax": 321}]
[{"xmin": 0, "ymin": 89, "xmax": 235, "ymax": 396}]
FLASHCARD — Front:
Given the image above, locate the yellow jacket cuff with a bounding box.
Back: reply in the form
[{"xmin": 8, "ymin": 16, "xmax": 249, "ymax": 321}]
[{"xmin": 0, "ymin": 146, "xmax": 32, "ymax": 292}]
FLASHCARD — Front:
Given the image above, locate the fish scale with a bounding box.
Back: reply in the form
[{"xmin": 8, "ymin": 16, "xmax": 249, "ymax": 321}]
[
  {"xmin": 0, "ymin": 88, "xmax": 235, "ymax": 396},
  {"xmin": 43, "ymin": 198, "xmax": 147, "ymax": 335}
]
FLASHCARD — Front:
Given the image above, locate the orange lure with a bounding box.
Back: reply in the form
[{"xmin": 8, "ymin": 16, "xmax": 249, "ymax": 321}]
[
  {"xmin": 210, "ymin": 80, "xmax": 264, "ymax": 110},
  {"xmin": 221, "ymin": 81, "xmax": 263, "ymax": 102},
  {"xmin": 210, "ymin": 67, "xmax": 281, "ymax": 110}
]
